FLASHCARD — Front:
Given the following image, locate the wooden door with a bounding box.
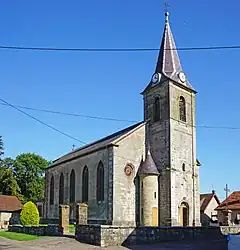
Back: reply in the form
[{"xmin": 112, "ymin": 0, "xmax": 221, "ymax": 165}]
[
  {"xmin": 179, "ymin": 203, "xmax": 188, "ymax": 226},
  {"xmin": 152, "ymin": 207, "xmax": 158, "ymax": 226},
  {"xmin": 180, "ymin": 206, "xmax": 183, "ymax": 226}
]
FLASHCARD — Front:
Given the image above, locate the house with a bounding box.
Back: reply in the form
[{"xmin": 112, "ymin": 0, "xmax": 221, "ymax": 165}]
[
  {"xmin": 0, "ymin": 195, "xmax": 23, "ymax": 228},
  {"xmin": 200, "ymin": 190, "xmax": 221, "ymax": 226},
  {"xmin": 215, "ymin": 191, "xmax": 240, "ymax": 226},
  {"xmin": 44, "ymin": 10, "xmax": 201, "ymax": 227}
]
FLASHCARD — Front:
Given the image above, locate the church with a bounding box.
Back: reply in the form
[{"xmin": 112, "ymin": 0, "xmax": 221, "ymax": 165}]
[{"xmin": 44, "ymin": 11, "xmax": 201, "ymax": 227}]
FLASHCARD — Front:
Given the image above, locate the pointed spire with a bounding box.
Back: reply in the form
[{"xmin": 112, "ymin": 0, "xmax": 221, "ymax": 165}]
[
  {"xmin": 154, "ymin": 11, "xmax": 195, "ymax": 91},
  {"xmin": 156, "ymin": 11, "xmax": 182, "ymax": 79},
  {"xmin": 141, "ymin": 10, "xmax": 196, "ymax": 94},
  {"xmin": 138, "ymin": 121, "xmax": 159, "ymax": 176},
  {"xmin": 138, "ymin": 150, "xmax": 159, "ymax": 176}
]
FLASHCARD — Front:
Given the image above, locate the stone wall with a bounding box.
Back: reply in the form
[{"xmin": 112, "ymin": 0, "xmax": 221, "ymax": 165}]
[
  {"xmin": 9, "ymin": 224, "xmax": 61, "ymax": 236},
  {"xmin": 220, "ymin": 226, "xmax": 240, "ymax": 235},
  {"xmin": 0, "ymin": 212, "xmax": 12, "ymax": 229},
  {"xmin": 75, "ymin": 225, "xmax": 226, "ymax": 247},
  {"xmin": 113, "ymin": 124, "xmax": 145, "ymax": 226},
  {"xmin": 45, "ymin": 146, "xmax": 110, "ymax": 223},
  {"xmin": 143, "ymin": 81, "xmax": 171, "ymax": 226},
  {"xmin": 75, "ymin": 225, "xmax": 101, "ymax": 245},
  {"xmin": 169, "ymin": 83, "xmax": 200, "ymax": 226}
]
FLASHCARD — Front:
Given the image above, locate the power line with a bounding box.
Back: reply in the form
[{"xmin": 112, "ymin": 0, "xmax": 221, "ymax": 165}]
[
  {"xmin": 0, "ymin": 44, "xmax": 240, "ymax": 52},
  {"xmin": 0, "ymin": 98, "xmax": 86, "ymax": 144},
  {"xmin": 1, "ymin": 99, "xmax": 235, "ymax": 166},
  {"xmin": 2, "ymin": 101, "xmax": 240, "ymax": 130},
  {"xmin": 0, "ymin": 102, "xmax": 136, "ymax": 123}
]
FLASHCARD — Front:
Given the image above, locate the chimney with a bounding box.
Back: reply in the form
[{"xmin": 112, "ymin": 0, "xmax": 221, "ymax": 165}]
[{"xmin": 212, "ymin": 190, "xmax": 215, "ymax": 195}]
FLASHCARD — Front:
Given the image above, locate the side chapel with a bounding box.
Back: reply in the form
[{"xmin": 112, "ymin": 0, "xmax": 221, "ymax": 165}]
[{"xmin": 44, "ymin": 11, "xmax": 201, "ymax": 227}]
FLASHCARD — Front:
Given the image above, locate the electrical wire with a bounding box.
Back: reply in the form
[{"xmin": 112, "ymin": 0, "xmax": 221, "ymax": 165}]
[
  {"xmin": 1, "ymin": 99, "xmax": 239, "ymax": 168},
  {"xmin": 0, "ymin": 102, "xmax": 136, "ymax": 123},
  {"xmin": 0, "ymin": 45, "xmax": 240, "ymax": 52},
  {"xmin": 0, "ymin": 98, "xmax": 86, "ymax": 144},
  {"xmin": 2, "ymin": 101, "xmax": 240, "ymax": 130}
]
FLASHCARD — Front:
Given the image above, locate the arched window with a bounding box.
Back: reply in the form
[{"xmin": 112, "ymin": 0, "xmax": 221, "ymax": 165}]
[
  {"xmin": 50, "ymin": 176, "xmax": 54, "ymax": 205},
  {"xmin": 179, "ymin": 96, "xmax": 186, "ymax": 122},
  {"xmin": 82, "ymin": 166, "xmax": 89, "ymax": 203},
  {"xmin": 153, "ymin": 97, "xmax": 160, "ymax": 122},
  {"xmin": 182, "ymin": 163, "xmax": 186, "ymax": 172},
  {"xmin": 97, "ymin": 162, "xmax": 104, "ymax": 202},
  {"xmin": 59, "ymin": 173, "xmax": 64, "ymax": 205},
  {"xmin": 70, "ymin": 169, "xmax": 75, "ymax": 203}
]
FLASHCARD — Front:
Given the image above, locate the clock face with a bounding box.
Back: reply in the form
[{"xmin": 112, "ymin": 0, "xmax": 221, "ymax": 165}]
[
  {"xmin": 152, "ymin": 73, "xmax": 161, "ymax": 84},
  {"xmin": 178, "ymin": 72, "xmax": 186, "ymax": 83}
]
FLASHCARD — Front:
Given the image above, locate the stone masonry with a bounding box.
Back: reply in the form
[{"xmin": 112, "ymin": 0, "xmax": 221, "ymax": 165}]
[
  {"xmin": 143, "ymin": 79, "xmax": 200, "ymax": 226},
  {"xmin": 59, "ymin": 205, "xmax": 69, "ymax": 234},
  {"xmin": 76, "ymin": 203, "xmax": 88, "ymax": 225},
  {"xmin": 139, "ymin": 175, "xmax": 158, "ymax": 226},
  {"xmin": 75, "ymin": 225, "xmax": 227, "ymax": 247},
  {"xmin": 44, "ymin": 11, "xmax": 201, "ymax": 228}
]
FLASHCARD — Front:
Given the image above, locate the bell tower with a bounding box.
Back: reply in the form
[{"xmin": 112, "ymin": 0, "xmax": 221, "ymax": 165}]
[{"xmin": 141, "ymin": 11, "xmax": 200, "ymax": 226}]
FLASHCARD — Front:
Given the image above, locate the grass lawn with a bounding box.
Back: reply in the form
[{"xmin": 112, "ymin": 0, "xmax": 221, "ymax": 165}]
[
  {"xmin": 69, "ymin": 224, "xmax": 75, "ymax": 233},
  {"xmin": 0, "ymin": 231, "xmax": 40, "ymax": 241}
]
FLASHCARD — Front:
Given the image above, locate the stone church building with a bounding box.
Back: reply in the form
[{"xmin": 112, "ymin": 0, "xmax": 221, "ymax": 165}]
[{"xmin": 44, "ymin": 11, "xmax": 201, "ymax": 227}]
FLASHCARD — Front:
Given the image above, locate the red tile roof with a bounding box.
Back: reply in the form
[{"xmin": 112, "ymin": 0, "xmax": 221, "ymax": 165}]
[
  {"xmin": 0, "ymin": 195, "xmax": 23, "ymax": 212},
  {"xmin": 200, "ymin": 193, "xmax": 220, "ymax": 212},
  {"xmin": 215, "ymin": 191, "xmax": 240, "ymax": 210}
]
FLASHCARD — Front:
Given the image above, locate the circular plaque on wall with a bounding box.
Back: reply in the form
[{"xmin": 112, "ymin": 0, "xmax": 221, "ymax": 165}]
[{"xmin": 124, "ymin": 165, "xmax": 133, "ymax": 176}]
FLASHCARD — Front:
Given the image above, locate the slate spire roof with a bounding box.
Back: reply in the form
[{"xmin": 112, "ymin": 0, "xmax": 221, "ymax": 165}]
[
  {"xmin": 142, "ymin": 11, "xmax": 195, "ymax": 93},
  {"xmin": 138, "ymin": 149, "xmax": 160, "ymax": 176},
  {"xmin": 155, "ymin": 12, "xmax": 183, "ymax": 80},
  {"xmin": 138, "ymin": 122, "xmax": 159, "ymax": 176}
]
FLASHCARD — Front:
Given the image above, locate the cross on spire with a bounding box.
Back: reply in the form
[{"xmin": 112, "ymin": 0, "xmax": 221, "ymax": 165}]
[{"xmin": 165, "ymin": 1, "xmax": 169, "ymax": 12}]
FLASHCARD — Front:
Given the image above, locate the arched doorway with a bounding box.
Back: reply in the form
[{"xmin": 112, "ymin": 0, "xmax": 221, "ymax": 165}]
[{"xmin": 179, "ymin": 202, "xmax": 189, "ymax": 227}]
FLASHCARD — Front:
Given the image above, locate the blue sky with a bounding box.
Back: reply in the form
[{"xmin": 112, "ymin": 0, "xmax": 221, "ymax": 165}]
[{"xmin": 0, "ymin": 0, "xmax": 239, "ymax": 200}]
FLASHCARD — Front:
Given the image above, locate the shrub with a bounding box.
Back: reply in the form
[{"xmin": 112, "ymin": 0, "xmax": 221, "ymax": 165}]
[{"xmin": 20, "ymin": 201, "xmax": 40, "ymax": 226}]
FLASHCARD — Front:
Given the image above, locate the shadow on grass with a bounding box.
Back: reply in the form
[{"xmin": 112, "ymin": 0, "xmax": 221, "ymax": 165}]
[{"xmin": 0, "ymin": 231, "xmax": 41, "ymax": 241}]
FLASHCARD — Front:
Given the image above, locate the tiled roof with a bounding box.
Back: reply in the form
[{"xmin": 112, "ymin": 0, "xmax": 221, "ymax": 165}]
[
  {"xmin": 200, "ymin": 193, "xmax": 220, "ymax": 212},
  {"xmin": 138, "ymin": 149, "xmax": 159, "ymax": 175},
  {"xmin": 48, "ymin": 121, "xmax": 145, "ymax": 168},
  {"xmin": 0, "ymin": 195, "xmax": 23, "ymax": 212},
  {"xmin": 215, "ymin": 191, "xmax": 240, "ymax": 210}
]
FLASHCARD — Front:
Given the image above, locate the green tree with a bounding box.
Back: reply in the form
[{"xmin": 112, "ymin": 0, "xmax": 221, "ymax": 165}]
[
  {"xmin": 0, "ymin": 158, "xmax": 24, "ymax": 201},
  {"xmin": 20, "ymin": 201, "xmax": 40, "ymax": 226},
  {"xmin": 13, "ymin": 153, "xmax": 49, "ymax": 203},
  {"xmin": 0, "ymin": 166, "xmax": 20, "ymax": 195}
]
